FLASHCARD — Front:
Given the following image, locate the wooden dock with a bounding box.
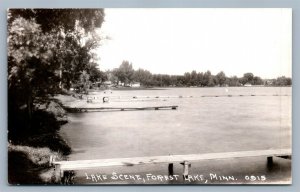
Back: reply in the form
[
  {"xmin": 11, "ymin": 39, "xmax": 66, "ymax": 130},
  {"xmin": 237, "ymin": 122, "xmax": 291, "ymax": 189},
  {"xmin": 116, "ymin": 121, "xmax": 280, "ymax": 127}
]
[
  {"xmin": 50, "ymin": 148, "xmax": 291, "ymax": 183},
  {"xmin": 65, "ymin": 105, "xmax": 178, "ymax": 113}
]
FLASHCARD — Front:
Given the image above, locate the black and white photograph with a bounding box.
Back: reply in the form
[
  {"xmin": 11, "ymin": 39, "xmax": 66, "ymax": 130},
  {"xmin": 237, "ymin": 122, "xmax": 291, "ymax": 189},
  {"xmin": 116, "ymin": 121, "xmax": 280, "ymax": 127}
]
[{"xmin": 7, "ymin": 8, "xmax": 292, "ymax": 185}]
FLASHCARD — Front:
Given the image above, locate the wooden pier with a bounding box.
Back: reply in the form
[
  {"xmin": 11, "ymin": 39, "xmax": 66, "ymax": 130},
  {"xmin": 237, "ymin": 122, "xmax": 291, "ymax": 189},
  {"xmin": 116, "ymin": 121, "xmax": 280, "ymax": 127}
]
[
  {"xmin": 50, "ymin": 148, "xmax": 291, "ymax": 184},
  {"xmin": 65, "ymin": 105, "xmax": 178, "ymax": 113}
]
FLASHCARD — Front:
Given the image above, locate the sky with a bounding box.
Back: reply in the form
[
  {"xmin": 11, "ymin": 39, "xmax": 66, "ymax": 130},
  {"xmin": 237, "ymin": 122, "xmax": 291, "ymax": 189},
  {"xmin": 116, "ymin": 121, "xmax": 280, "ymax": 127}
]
[{"xmin": 95, "ymin": 8, "xmax": 292, "ymax": 79}]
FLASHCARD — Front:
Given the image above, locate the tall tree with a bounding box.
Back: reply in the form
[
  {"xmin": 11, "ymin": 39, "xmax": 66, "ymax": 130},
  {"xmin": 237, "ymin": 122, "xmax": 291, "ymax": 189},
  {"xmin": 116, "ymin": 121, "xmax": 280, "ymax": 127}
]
[
  {"xmin": 196, "ymin": 72, "xmax": 204, "ymax": 86},
  {"xmin": 8, "ymin": 17, "xmax": 60, "ymax": 121},
  {"xmin": 190, "ymin": 70, "xmax": 198, "ymax": 86},
  {"xmin": 133, "ymin": 68, "xmax": 152, "ymax": 86},
  {"xmin": 8, "ymin": 9, "xmax": 105, "ymax": 33},
  {"xmin": 241, "ymin": 73, "xmax": 254, "ymax": 85},
  {"xmin": 227, "ymin": 76, "xmax": 241, "ymax": 86},
  {"xmin": 8, "ymin": 9, "xmax": 105, "ymax": 130},
  {"xmin": 183, "ymin": 72, "xmax": 191, "ymax": 86},
  {"xmin": 203, "ymin": 70, "xmax": 214, "ymax": 87},
  {"xmin": 253, "ymin": 76, "xmax": 263, "ymax": 85},
  {"xmin": 116, "ymin": 61, "xmax": 135, "ymax": 86},
  {"xmin": 215, "ymin": 71, "xmax": 227, "ymax": 86},
  {"xmin": 273, "ymin": 76, "xmax": 292, "ymax": 86}
]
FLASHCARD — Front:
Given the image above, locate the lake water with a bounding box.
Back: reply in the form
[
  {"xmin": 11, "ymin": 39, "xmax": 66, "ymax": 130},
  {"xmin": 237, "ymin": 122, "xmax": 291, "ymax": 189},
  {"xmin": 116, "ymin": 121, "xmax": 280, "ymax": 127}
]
[{"xmin": 59, "ymin": 87, "xmax": 291, "ymax": 184}]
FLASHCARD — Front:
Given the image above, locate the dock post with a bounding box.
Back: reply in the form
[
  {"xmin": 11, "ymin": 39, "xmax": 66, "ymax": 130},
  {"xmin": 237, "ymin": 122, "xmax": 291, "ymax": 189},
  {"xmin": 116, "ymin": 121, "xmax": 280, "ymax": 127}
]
[
  {"xmin": 168, "ymin": 163, "xmax": 174, "ymax": 175},
  {"xmin": 267, "ymin": 156, "xmax": 273, "ymax": 165},
  {"xmin": 54, "ymin": 164, "xmax": 64, "ymax": 184},
  {"xmin": 49, "ymin": 155, "xmax": 54, "ymax": 166},
  {"xmin": 180, "ymin": 161, "xmax": 191, "ymax": 179}
]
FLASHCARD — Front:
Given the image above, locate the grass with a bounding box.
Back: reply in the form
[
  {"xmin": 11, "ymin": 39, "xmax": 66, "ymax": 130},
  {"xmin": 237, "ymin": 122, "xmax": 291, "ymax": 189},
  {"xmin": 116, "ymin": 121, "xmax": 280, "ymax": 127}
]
[
  {"xmin": 8, "ymin": 143, "xmax": 64, "ymax": 184},
  {"xmin": 8, "ymin": 99, "xmax": 72, "ymax": 184},
  {"xmin": 8, "ymin": 143, "xmax": 63, "ymax": 166}
]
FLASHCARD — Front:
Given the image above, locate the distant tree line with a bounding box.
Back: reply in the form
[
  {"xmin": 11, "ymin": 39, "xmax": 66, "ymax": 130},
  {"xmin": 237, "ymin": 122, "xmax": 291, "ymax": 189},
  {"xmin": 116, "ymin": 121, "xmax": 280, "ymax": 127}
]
[{"xmin": 104, "ymin": 61, "xmax": 292, "ymax": 87}]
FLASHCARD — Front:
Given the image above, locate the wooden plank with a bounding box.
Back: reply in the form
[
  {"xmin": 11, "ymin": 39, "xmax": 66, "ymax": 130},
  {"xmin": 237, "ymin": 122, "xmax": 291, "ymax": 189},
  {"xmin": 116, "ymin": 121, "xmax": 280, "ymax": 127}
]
[{"xmin": 54, "ymin": 149, "xmax": 291, "ymax": 171}]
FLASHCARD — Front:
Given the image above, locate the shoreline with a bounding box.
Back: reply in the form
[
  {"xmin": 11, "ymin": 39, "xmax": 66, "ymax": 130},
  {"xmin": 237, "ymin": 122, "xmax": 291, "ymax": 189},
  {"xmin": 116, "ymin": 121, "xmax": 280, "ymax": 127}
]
[
  {"xmin": 8, "ymin": 98, "xmax": 72, "ymax": 185},
  {"xmin": 91, "ymin": 85, "xmax": 292, "ymax": 91}
]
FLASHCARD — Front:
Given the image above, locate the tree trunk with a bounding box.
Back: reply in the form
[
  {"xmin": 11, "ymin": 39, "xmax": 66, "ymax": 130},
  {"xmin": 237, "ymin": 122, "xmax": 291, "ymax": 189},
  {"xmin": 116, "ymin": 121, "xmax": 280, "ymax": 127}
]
[{"xmin": 26, "ymin": 94, "xmax": 33, "ymax": 129}]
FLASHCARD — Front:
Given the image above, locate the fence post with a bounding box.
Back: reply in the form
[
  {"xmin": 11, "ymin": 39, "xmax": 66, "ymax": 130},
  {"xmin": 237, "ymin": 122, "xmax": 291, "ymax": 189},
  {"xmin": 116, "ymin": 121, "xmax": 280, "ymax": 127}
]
[
  {"xmin": 168, "ymin": 163, "xmax": 174, "ymax": 175},
  {"xmin": 180, "ymin": 161, "xmax": 191, "ymax": 179},
  {"xmin": 54, "ymin": 164, "xmax": 64, "ymax": 183},
  {"xmin": 49, "ymin": 155, "xmax": 54, "ymax": 166},
  {"xmin": 267, "ymin": 156, "xmax": 273, "ymax": 165}
]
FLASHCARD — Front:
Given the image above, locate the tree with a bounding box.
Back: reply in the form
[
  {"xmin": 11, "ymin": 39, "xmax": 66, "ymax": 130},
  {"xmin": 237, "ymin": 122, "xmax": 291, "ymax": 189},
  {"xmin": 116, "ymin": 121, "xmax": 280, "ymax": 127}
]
[
  {"xmin": 8, "ymin": 9, "xmax": 105, "ymax": 91},
  {"xmin": 8, "ymin": 17, "xmax": 60, "ymax": 121},
  {"xmin": 115, "ymin": 61, "xmax": 135, "ymax": 86},
  {"xmin": 8, "ymin": 9, "xmax": 105, "ymax": 130},
  {"xmin": 77, "ymin": 71, "xmax": 90, "ymax": 94},
  {"xmin": 215, "ymin": 71, "xmax": 227, "ymax": 86},
  {"xmin": 273, "ymin": 76, "xmax": 292, "ymax": 86},
  {"xmin": 253, "ymin": 76, "xmax": 263, "ymax": 85},
  {"xmin": 203, "ymin": 70, "xmax": 215, "ymax": 87},
  {"xmin": 8, "ymin": 9, "xmax": 105, "ymax": 34},
  {"xmin": 190, "ymin": 70, "xmax": 198, "ymax": 86},
  {"xmin": 241, "ymin": 73, "xmax": 254, "ymax": 85},
  {"xmin": 109, "ymin": 69, "xmax": 120, "ymax": 85},
  {"xmin": 161, "ymin": 75, "xmax": 172, "ymax": 86},
  {"xmin": 170, "ymin": 75, "xmax": 179, "ymax": 86},
  {"xmin": 87, "ymin": 63, "xmax": 104, "ymax": 83},
  {"xmin": 183, "ymin": 72, "xmax": 191, "ymax": 86},
  {"xmin": 227, "ymin": 76, "xmax": 241, "ymax": 86},
  {"xmin": 133, "ymin": 68, "xmax": 152, "ymax": 86},
  {"xmin": 196, "ymin": 72, "xmax": 204, "ymax": 86},
  {"xmin": 176, "ymin": 75, "xmax": 185, "ymax": 87}
]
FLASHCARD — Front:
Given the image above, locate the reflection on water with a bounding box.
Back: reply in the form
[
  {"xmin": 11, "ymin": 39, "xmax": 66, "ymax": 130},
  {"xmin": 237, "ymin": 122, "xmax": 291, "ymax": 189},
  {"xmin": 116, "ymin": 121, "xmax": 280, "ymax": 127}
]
[{"xmin": 59, "ymin": 87, "xmax": 291, "ymax": 184}]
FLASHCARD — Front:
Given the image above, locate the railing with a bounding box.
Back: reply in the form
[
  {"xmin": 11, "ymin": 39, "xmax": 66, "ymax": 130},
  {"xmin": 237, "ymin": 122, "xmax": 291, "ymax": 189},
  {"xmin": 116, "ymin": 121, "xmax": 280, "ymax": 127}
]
[{"xmin": 50, "ymin": 148, "xmax": 291, "ymax": 184}]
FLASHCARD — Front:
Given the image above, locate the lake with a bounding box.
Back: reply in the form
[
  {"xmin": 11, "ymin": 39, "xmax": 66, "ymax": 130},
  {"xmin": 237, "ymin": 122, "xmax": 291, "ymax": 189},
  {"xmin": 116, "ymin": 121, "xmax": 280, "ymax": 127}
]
[{"xmin": 59, "ymin": 87, "xmax": 291, "ymax": 184}]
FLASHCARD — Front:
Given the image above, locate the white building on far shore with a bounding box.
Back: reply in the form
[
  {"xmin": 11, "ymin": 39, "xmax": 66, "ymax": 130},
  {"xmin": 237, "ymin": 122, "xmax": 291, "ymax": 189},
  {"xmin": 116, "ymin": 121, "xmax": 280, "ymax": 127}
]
[
  {"xmin": 131, "ymin": 82, "xmax": 141, "ymax": 87},
  {"xmin": 244, "ymin": 83, "xmax": 252, "ymax": 87}
]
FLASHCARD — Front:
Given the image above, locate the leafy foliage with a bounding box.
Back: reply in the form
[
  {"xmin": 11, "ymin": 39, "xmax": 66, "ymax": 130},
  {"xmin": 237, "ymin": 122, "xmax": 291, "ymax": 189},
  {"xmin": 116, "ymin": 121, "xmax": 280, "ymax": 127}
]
[
  {"xmin": 8, "ymin": 9, "xmax": 105, "ymax": 134},
  {"xmin": 8, "ymin": 17, "xmax": 60, "ymax": 116},
  {"xmin": 112, "ymin": 61, "xmax": 135, "ymax": 86},
  {"xmin": 133, "ymin": 69, "xmax": 153, "ymax": 86},
  {"xmin": 8, "ymin": 9, "xmax": 104, "ymax": 33},
  {"xmin": 272, "ymin": 76, "xmax": 292, "ymax": 86}
]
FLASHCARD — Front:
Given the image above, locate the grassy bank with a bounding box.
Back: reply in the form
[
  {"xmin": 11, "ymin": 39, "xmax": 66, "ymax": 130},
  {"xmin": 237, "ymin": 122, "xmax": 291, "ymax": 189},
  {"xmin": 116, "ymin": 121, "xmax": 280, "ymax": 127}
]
[
  {"xmin": 8, "ymin": 99, "xmax": 71, "ymax": 184},
  {"xmin": 8, "ymin": 144, "xmax": 64, "ymax": 184}
]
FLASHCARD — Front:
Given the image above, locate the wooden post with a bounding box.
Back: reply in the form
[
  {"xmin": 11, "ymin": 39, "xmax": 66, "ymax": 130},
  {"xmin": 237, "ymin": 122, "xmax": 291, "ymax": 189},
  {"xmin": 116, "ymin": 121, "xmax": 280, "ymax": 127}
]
[
  {"xmin": 180, "ymin": 161, "xmax": 191, "ymax": 179},
  {"xmin": 49, "ymin": 155, "xmax": 53, "ymax": 166},
  {"xmin": 168, "ymin": 163, "xmax": 174, "ymax": 175},
  {"xmin": 49, "ymin": 155, "xmax": 55, "ymax": 166},
  {"xmin": 54, "ymin": 164, "xmax": 63, "ymax": 183},
  {"xmin": 267, "ymin": 156, "xmax": 273, "ymax": 165}
]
